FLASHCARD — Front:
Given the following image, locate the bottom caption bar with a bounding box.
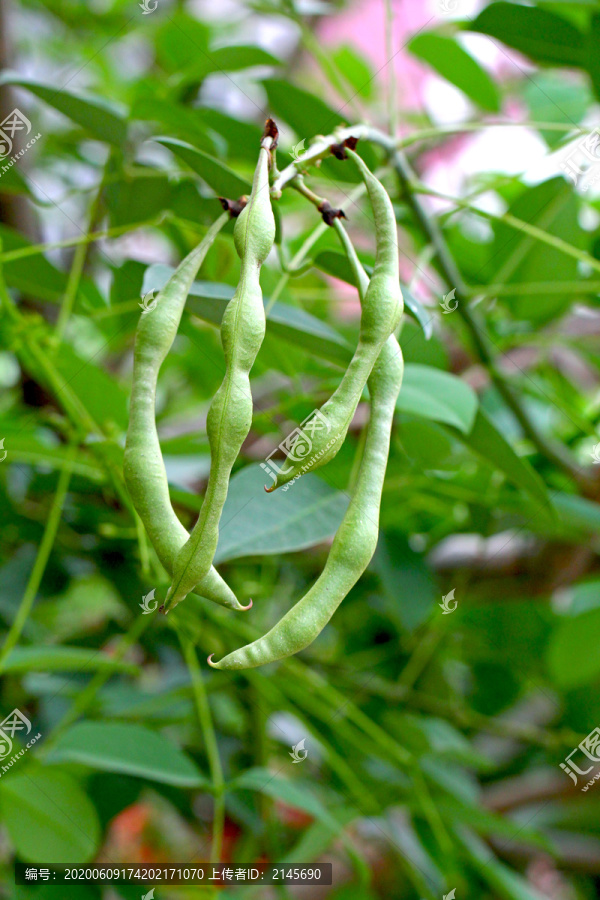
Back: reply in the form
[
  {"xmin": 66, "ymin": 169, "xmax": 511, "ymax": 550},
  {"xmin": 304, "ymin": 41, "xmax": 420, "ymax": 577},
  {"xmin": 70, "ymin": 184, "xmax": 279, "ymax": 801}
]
[{"xmin": 16, "ymin": 864, "xmax": 333, "ymax": 886}]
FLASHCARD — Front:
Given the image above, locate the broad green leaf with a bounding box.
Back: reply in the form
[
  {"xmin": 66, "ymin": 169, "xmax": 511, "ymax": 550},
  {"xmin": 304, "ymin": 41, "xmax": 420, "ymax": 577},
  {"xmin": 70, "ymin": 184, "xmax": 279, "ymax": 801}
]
[
  {"xmin": 0, "ymin": 73, "xmax": 127, "ymax": 145},
  {"xmin": 202, "ymin": 45, "xmax": 281, "ymax": 74},
  {"xmin": 0, "ymin": 768, "xmax": 100, "ymax": 863},
  {"xmin": 374, "ymin": 532, "xmax": 437, "ymax": 632},
  {"xmin": 469, "ymin": 3, "xmax": 585, "ymax": 68},
  {"xmin": 131, "ymin": 98, "xmax": 218, "ymax": 154},
  {"xmin": 398, "ymin": 364, "xmax": 478, "ymax": 433},
  {"xmin": 46, "ymin": 722, "xmax": 208, "ymax": 788},
  {"xmin": 491, "ymin": 178, "xmax": 581, "ymax": 322},
  {"xmin": 587, "ymin": 13, "xmax": 600, "ymax": 102},
  {"xmin": 332, "ymin": 45, "xmax": 374, "ymax": 100},
  {"xmin": 313, "ymin": 250, "xmax": 432, "ymax": 338},
  {"xmin": 154, "ymin": 137, "xmax": 250, "ymax": 198},
  {"xmin": 104, "ymin": 171, "xmax": 172, "ymax": 227},
  {"xmin": 53, "ymin": 344, "xmax": 129, "ymax": 433},
  {"xmin": 547, "ymin": 608, "xmax": 600, "ymax": 688},
  {"xmin": 263, "ymin": 79, "xmax": 343, "ymax": 139},
  {"xmin": 142, "ymin": 264, "xmax": 353, "ymax": 365},
  {"xmin": 455, "ymin": 409, "xmax": 551, "ymax": 510},
  {"xmin": 521, "ymin": 72, "xmax": 590, "ymax": 148},
  {"xmin": 232, "ymin": 767, "xmax": 344, "ymax": 834},
  {"xmin": 213, "ymin": 464, "xmax": 349, "ymax": 563},
  {"xmin": 552, "ymin": 492, "xmax": 600, "ymax": 536},
  {"xmin": 408, "ymin": 34, "xmax": 500, "ymax": 112},
  {"xmin": 2, "ymin": 646, "xmax": 138, "ymax": 675}
]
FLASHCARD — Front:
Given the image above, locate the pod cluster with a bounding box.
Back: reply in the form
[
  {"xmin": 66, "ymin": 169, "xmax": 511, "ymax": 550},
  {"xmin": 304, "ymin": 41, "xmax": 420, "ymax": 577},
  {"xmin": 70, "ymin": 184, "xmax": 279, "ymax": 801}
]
[{"xmin": 124, "ymin": 125, "xmax": 404, "ymax": 666}]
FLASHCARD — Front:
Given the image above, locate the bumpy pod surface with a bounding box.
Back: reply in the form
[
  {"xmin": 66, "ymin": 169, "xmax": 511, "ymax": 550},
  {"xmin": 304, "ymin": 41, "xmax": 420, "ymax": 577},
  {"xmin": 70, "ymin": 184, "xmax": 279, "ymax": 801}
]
[
  {"xmin": 163, "ymin": 144, "xmax": 275, "ymax": 612},
  {"xmin": 266, "ymin": 149, "xmax": 402, "ymax": 492},
  {"xmin": 123, "ymin": 214, "xmax": 245, "ymax": 611},
  {"xmin": 209, "ymin": 332, "xmax": 403, "ymax": 669}
]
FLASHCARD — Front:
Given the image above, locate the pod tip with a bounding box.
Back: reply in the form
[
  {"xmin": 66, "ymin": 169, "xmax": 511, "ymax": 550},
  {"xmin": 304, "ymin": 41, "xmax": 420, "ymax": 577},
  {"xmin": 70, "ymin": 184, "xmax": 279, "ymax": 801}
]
[
  {"xmin": 207, "ymin": 653, "xmax": 217, "ymax": 667},
  {"xmin": 240, "ymin": 598, "xmax": 253, "ymax": 611},
  {"xmin": 264, "ymin": 483, "xmax": 275, "ymax": 493}
]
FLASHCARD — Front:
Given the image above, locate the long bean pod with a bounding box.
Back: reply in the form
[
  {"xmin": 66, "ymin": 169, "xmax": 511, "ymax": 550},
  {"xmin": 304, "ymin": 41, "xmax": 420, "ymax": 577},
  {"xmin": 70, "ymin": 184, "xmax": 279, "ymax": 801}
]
[
  {"xmin": 265, "ymin": 148, "xmax": 402, "ymax": 491},
  {"xmin": 124, "ymin": 213, "xmax": 247, "ymax": 611},
  {"xmin": 164, "ymin": 126, "xmax": 276, "ymax": 612},
  {"xmin": 208, "ymin": 234, "xmax": 403, "ymax": 669}
]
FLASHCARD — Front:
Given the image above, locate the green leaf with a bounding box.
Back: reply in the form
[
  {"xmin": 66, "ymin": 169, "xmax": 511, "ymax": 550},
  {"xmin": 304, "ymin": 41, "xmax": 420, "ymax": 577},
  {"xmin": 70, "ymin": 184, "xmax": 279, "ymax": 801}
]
[
  {"xmin": 313, "ymin": 250, "xmax": 432, "ymax": 338},
  {"xmin": 587, "ymin": 12, "xmax": 600, "ymax": 101},
  {"xmin": 398, "ymin": 365, "xmax": 478, "ymax": 434},
  {"xmin": 53, "ymin": 344, "xmax": 129, "ymax": 433},
  {"xmin": 0, "ymin": 72, "xmax": 127, "ymax": 145},
  {"xmin": 263, "ymin": 79, "xmax": 343, "ymax": 139},
  {"xmin": 0, "ymin": 768, "xmax": 100, "ymax": 863},
  {"xmin": 131, "ymin": 98, "xmax": 218, "ymax": 154},
  {"xmin": 142, "ymin": 265, "xmax": 353, "ymax": 366},
  {"xmin": 104, "ymin": 171, "xmax": 172, "ymax": 227},
  {"xmin": 2, "ymin": 646, "xmax": 139, "ymax": 675},
  {"xmin": 232, "ymin": 767, "xmax": 344, "ymax": 834},
  {"xmin": 211, "ymin": 464, "xmax": 349, "ymax": 563},
  {"xmin": 455, "ymin": 409, "xmax": 551, "ymax": 510},
  {"xmin": 469, "ymin": 3, "xmax": 585, "ymax": 68},
  {"xmin": 547, "ymin": 608, "xmax": 600, "ymax": 688},
  {"xmin": 205, "ymin": 45, "xmax": 281, "ymax": 73},
  {"xmin": 332, "ymin": 45, "xmax": 374, "ymax": 100},
  {"xmin": 491, "ymin": 178, "xmax": 581, "ymax": 322},
  {"xmin": 552, "ymin": 492, "xmax": 600, "ymax": 536},
  {"xmin": 46, "ymin": 722, "xmax": 208, "ymax": 788},
  {"xmin": 409, "ymin": 34, "xmax": 500, "ymax": 112},
  {"xmin": 154, "ymin": 137, "xmax": 250, "ymax": 198}
]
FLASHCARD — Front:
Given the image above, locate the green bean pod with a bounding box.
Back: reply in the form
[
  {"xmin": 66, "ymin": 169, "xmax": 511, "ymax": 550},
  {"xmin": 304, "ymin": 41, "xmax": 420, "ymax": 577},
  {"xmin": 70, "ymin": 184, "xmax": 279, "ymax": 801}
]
[
  {"xmin": 266, "ymin": 149, "xmax": 402, "ymax": 492},
  {"xmin": 163, "ymin": 139, "xmax": 276, "ymax": 612},
  {"xmin": 124, "ymin": 213, "xmax": 247, "ymax": 611},
  {"xmin": 208, "ymin": 331, "xmax": 403, "ymax": 669}
]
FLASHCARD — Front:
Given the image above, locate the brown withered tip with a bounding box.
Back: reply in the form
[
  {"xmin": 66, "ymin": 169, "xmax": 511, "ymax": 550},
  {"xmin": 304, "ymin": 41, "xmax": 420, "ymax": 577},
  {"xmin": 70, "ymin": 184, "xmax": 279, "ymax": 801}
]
[
  {"xmin": 329, "ymin": 141, "xmax": 347, "ymax": 160},
  {"xmin": 264, "ymin": 482, "xmax": 275, "ymax": 493},
  {"xmin": 263, "ymin": 118, "xmax": 279, "ymax": 149},
  {"xmin": 329, "ymin": 136, "xmax": 359, "ymax": 160},
  {"xmin": 159, "ymin": 604, "xmax": 167, "ymax": 615},
  {"xmin": 219, "ymin": 196, "xmax": 248, "ymax": 218},
  {"xmin": 318, "ymin": 200, "xmax": 346, "ymax": 226}
]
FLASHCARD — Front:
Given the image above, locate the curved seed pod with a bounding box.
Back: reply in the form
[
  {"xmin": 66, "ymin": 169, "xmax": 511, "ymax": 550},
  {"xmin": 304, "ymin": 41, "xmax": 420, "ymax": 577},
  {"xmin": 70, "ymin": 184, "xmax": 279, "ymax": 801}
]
[
  {"xmin": 208, "ymin": 333, "xmax": 403, "ymax": 670},
  {"xmin": 163, "ymin": 131, "xmax": 276, "ymax": 612},
  {"xmin": 124, "ymin": 213, "xmax": 247, "ymax": 611},
  {"xmin": 265, "ymin": 149, "xmax": 402, "ymax": 492}
]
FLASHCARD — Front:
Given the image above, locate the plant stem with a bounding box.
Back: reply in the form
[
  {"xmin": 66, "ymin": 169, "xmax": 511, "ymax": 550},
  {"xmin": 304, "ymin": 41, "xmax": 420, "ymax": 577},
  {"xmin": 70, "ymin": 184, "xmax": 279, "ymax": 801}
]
[
  {"xmin": 389, "ymin": 148, "xmax": 584, "ymax": 482},
  {"xmin": 181, "ymin": 636, "xmax": 225, "ymax": 864},
  {"xmin": 55, "ymin": 159, "xmax": 110, "ymax": 344},
  {"xmin": 0, "ymin": 442, "xmax": 77, "ymax": 672},
  {"xmin": 0, "ymin": 218, "xmax": 162, "ymax": 264},
  {"xmin": 384, "ymin": 0, "xmax": 398, "ymax": 137}
]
